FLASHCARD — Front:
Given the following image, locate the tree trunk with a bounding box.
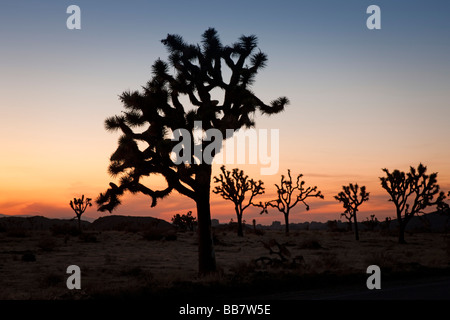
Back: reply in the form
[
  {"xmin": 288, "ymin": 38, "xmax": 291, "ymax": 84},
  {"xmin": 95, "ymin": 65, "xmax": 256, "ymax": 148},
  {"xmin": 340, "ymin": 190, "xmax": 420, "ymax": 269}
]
[
  {"xmin": 397, "ymin": 210, "xmax": 407, "ymax": 244},
  {"xmin": 347, "ymin": 220, "xmax": 352, "ymax": 232},
  {"xmin": 236, "ymin": 208, "xmax": 243, "ymax": 237},
  {"xmin": 195, "ymin": 164, "xmax": 217, "ymax": 275},
  {"xmin": 284, "ymin": 212, "xmax": 290, "ymax": 235},
  {"xmin": 353, "ymin": 212, "xmax": 359, "ymax": 241},
  {"xmin": 398, "ymin": 222, "xmax": 406, "ymax": 244}
]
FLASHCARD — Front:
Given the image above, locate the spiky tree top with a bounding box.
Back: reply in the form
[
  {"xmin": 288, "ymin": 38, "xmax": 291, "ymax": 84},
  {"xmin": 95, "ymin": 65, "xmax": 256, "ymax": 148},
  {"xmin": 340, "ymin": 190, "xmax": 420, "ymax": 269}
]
[
  {"xmin": 213, "ymin": 165, "xmax": 265, "ymax": 213},
  {"xmin": 70, "ymin": 195, "xmax": 92, "ymax": 218},
  {"xmin": 261, "ymin": 170, "xmax": 323, "ymax": 214},
  {"xmin": 335, "ymin": 183, "xmax": 369, "ymax": 219},
  {"xmin": 96, "ymin": 28, "xmax": 289, "ymax": 212},
  {"xmin": 380, "ymin": 163, "xmax": 446, "ymax": 219}
]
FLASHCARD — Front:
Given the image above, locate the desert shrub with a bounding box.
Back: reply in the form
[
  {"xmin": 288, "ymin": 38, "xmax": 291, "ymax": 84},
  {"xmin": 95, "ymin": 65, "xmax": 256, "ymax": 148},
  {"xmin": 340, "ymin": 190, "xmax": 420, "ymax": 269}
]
[
  {"xmin": 41, "ymin": 272, "xmax": 64, "ymax": 287},
  {"xmin": 142, "ymin": 229, "xmax": 164, "ymax": 241},
  {"xmin": 362, "ymin": 215, "xmax": 379, "ymax": 231},
  {"xmin": 326, "ymin": 220, "xmax": 338, "ymax": 232},
  {"xmin": 444, "ymin": 236, "xmax": 450, "ymax": 261},
  {"xmin": 321, "ymin": 253, "xmax": 341, "ymax": 269},
  {"xmin": 37, "ymin": 236, "xmax": 57, "ymax": 252},
  {"xmin": 252, "ymin": 228, "xmax": 265, "ymax": 236},
  {"xmin": 212, "ymin": 232, "xmax": 229, "ymax": 246},
  {"xmin": 104, "ymin": 254, "xmax": 118, "ymax": 265},
  {"xmin": 50, "ymin": 224, "xmax": 80, "ymax": 237},
  {"xmin": 308, "ymin": 252, "xmax": 342, "ymax": 273},
  {"xmin": 118, "ymin": 266, "xmax": 154, "ymax": 283},
  {"xmin": 326, "ymin": 220, "xmax": 346, "ymax": 232},
  {"xmin": 6, "ymin": 228, "xmax": 29, "ymax": 238},
  {"xmin": 299, "ymin": 238, "xmax": 322, "ymax": 250},
  {"xmin": 21, "ymin": 251, "xmax": 36, "ymax": 262},
  {"xmin": 79, "ymin": 232, "xmax": 98, "ymax": 243},
  {"xmin": 172, "ymin": 211, "xmax": 197, "ymax": 231},
  {"xmin": 229, "ymin": 261, "xmax": 257, "ymax": 280},
  {"xmin": 165, "ymin": 232, "xmax": 177, "ymax": 241},
  {"xmin": 142, "ymin": 229, "xmax": 176, "ymax": 241},
  {"xmin": 119, "ymin": 266, "xmax": 144, "ymax": 277},
  {"xmin": 232, "ymin": 261, "xmax": 257, "ymax": 274},
  {"xmin": 124, "ymin": 225, "xmax": 140, "ymax": 233},
  {"xmin": 364, "ymin": 251, "xmax": 395, "ymax": 270}
]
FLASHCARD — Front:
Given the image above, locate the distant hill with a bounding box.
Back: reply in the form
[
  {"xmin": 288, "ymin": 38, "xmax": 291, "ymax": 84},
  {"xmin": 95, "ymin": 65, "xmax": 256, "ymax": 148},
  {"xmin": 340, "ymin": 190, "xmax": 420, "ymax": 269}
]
[
  {"xmin": 90, "ymin": 215, "xmax": 174, "ymax": 232},
  {"xmin": 1, "ymin": 211, "xmax": 448, "ymax": 234},
  {"xmin": 0, "ymin": 213, "xmax": 33, "ymax": 218},
  {"xmin": 391, "ymin": 210, "xmax": 450, "ymax": 232},
  {"xmin": 259, "ymin": 210, "xmax": 450, "ymax": 232},
  {"xmin": 0, "ymin": 214, "xmax": 175, "ymax": 233},
  {"xmin": 0, "ymin": 215, "xmax": 88, "ymax": 231}
]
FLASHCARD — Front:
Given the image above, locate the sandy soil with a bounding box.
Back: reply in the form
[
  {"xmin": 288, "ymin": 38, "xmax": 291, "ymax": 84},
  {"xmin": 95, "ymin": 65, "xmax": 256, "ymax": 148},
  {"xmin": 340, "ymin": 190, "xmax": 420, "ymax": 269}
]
[{"xmin": 1, "ymin": 228, "xmax": 449, "ymax": 299}]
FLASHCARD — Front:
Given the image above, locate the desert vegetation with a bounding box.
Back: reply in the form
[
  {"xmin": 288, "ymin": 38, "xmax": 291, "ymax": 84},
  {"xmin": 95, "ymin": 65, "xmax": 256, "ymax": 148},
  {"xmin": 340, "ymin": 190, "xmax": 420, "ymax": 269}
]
[
  {"xmin": 1, "ymin": 28, "xmax": 449, "ymax": 301},
  {"xmin": 1, "ymin": 214, "xmax": 449, "ymax": 299},
  {"xmin": 69, "ymin": 195, "xmax": 92, "ymax": 232},
  {"xmin": 96, "ymin": 28, "xmax": 289, "ymax": 275},
  {"xmin": 335, "ymin": 183, "xmax": 369, "ymax": 241},
  {"xmin": 213, "ymin": 166, "xmax": 264, "ymax": 237},
  {"xmin": 171, "ymin": 211, "xmax": 197, "ymax": 232},
  {"xmin": 380, "ymin": 163, "xmax": 448, "ymax": 243},
  {"xmin": 259, "ymin": 170, "xmax": 324, "ymax": 235},
  {"xmin": 88, "ymin": 28, "xmax": 449, "ymax": 281}
]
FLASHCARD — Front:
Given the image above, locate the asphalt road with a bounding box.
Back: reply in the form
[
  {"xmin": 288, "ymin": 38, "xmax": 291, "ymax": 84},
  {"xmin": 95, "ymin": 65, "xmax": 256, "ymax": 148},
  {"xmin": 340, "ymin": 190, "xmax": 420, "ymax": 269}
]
[
  {"xmin": 253, "ymin": 275, "xmax": 450, "ymax": 300},
  {"xmin": 322, "ymin": 277, "xmax": 450, "ymax": 300}
]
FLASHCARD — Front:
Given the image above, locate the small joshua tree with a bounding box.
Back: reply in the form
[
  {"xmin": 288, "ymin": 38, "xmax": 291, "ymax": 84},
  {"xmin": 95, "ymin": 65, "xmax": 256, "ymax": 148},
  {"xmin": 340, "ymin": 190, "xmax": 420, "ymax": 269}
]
[
  {"xmin": 69, "ymin": 195, "xmax": 92, "ymax": 231},
  {"xmin": 213, "ymin": 166, "xmax": 264, "ymax": 237},
  {"xmin": 334, "ymin": 183, "xmax": 369, "ymax": 241},
  {"xmin": 380, "ymin": 163, "xmax": 447, "ymax": 244},
  {"xmin": 260, "ymin": 170, "xmax": 323, "ymax": 235}
]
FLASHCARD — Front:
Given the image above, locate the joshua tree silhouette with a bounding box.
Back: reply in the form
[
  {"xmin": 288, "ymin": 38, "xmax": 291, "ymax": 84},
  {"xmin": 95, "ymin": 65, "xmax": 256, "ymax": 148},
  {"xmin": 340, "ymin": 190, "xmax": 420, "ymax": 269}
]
[
  {"xmin": 334, "ymin": 183, "xmax": 369, "ymax": 241},
  {"xmin": 69, "ymin": 195, "xmax": 92, "ymax": 231},
  {"xmin": 362, "ymin": 214, "xmax": 379, "ymax": 231},
  {"xmin": 96, "ymin": 28, "xmax": 289, "ymax": 275},
  {"xmin": 260, "ymin": 170, "xmax": 323, "ymax": 235},
  {"xmin": 172, "ymin": 211, "xmax": 197, "ymax": 231},
  {"xmin": 380, "ymin": 163, "xmax": 447, "ymax": 244},
  {"xmin": 213, "ymin": 165, "xmax": 264, "ymax": 237}
]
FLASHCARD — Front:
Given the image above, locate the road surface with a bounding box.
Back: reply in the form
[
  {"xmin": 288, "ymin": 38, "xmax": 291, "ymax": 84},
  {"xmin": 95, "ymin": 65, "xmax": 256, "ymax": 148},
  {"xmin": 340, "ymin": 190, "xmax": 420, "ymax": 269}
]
[{"xmin": 252, "ymin": 275, "xmax": 450, "ymax": 300}]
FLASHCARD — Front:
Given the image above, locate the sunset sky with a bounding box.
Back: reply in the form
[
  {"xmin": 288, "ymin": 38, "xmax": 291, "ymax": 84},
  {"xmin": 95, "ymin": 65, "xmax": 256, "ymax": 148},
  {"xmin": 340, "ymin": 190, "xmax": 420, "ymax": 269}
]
[{"xmin": 0, "ymin": 0, "xmax": 449, "ymax": 225}]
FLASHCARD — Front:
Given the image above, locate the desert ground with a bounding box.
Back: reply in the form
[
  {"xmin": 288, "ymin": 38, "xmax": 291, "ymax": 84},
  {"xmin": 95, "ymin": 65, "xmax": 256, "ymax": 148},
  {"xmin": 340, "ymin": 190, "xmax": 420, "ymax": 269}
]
[{"xmin": 1, "ymin": 221, "xmax": 450, "ymax": 300}]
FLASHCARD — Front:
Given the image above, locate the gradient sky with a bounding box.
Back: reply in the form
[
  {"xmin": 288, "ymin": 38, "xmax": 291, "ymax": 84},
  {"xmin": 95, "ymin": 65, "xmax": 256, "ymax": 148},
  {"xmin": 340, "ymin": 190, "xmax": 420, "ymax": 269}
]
[{"xmin": 0, "ymin": 0, "xmax": 449, "ymax": 225}]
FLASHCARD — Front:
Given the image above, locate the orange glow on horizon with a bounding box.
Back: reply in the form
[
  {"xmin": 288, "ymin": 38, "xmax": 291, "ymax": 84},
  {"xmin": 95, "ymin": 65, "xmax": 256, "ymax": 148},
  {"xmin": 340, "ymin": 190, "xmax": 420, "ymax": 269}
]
[{"xmin": 1, "ymin": 150, "xmax": 450, "ymax": 225}]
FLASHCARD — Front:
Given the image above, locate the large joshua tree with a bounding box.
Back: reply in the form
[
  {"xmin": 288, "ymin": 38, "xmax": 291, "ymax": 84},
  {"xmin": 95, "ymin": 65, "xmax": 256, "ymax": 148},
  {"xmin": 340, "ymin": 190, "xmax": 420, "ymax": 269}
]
[
  {"xmin": 380, "ymin": 163, "xmax": 447, "ymax": 244},
  {"xmin": 96, "ymin": 28, "xmax": 289, "ymax": 275}
]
